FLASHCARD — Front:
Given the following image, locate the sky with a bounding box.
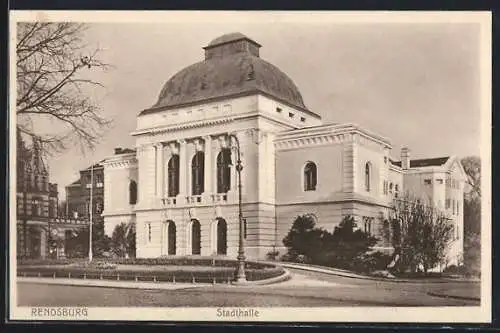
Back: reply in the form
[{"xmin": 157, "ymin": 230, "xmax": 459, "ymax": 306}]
[{"xmin": 32, "ymin": 15, "xmax": 483, "ymax": 198}]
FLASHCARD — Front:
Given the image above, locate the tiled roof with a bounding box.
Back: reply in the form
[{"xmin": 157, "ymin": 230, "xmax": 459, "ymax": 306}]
[{"xmin": 390, "ymin": 157, "xmax": 450, "ymax": 168}]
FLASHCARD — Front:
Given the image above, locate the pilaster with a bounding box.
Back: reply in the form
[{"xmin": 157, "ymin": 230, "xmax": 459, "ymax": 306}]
[
  {"xmin": 137, "ymin": 144, "xmax": 156, "ymax": 207},
  {"xmin": 203, "ymin": 135, "xmax": 212, "ymax": 198},
  {"xmin": 178, "ymin": 139, "xmax": 187, "ymax": 201},
  {"xmin": 342, "ymin": 135, "xmax": 356, "ymax": 193},
  {"xmin": 155, "ymin": 142, "xmax": 164, "ymax": 199}
]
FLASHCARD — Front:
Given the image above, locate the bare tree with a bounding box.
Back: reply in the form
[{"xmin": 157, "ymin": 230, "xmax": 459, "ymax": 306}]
[
  {"xmin": 16, "ymin": 22, "xmax": 112, "ymax": 154},
  {"xmin": 461, "ymin": 156, "xmax": 481, "ymax": 199},
  {"xmin": 461, "ymin": 156, "xmax": 481, "ymax": 274},
  {"xmin": 391, "ymin": 194, "xmax": 455, "ymax": 273}
]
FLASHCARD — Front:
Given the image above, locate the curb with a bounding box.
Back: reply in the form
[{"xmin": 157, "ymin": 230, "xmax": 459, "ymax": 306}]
[
  {"xmin": 232, "ymin": 269, "xmax": 292, "ymax": 286},
  {"xmin": 427, "ymin": 292, "xmax": 481, "ymax": 302},
  {"xmin": 269, "ymin": 262, "xmax": 480, "ymax": 284},
  {"xmin": 273, "ymin": 262, "xmax": 398, "ymax": 282}
]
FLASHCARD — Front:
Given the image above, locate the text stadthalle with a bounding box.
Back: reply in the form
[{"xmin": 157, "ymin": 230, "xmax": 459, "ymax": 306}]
[{"xmin": 217, "ymin": 308, "xmax": 260, "ymax": 318}]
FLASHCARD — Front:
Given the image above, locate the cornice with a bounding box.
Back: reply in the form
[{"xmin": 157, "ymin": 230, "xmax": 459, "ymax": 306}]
[
  {"xmin": 102, "ymin": 156, "xmax": 138, "ymax": 169},
  {"xmin": 277, "ymin": 195, "xmax": 392, "ymax": 209},
  {"xmin": 138, "ymin": 90, "xmax": 320, "ymax": 119},
  {"xmin": 132, "ymin": 117, "xmax": 236, "ymax": 137},
  {"xmin": 275, "ymin": 132, "xmax": 349, "ymax": 150},
  {"xmin": 101, "ymin": 210, "xmax": 136, "ymax": 218},
  {"xmin": 275, "ymin": 123, "xmax": 392, "ymax": 150}
]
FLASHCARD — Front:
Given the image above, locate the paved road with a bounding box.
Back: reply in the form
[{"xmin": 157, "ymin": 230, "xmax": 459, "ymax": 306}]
[{"xmin": 16, "ymin": 268, "xmax": 480, "ymax": 307}]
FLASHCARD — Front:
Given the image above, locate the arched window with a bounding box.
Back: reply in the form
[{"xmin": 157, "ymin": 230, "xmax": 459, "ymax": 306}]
[
  {"xmin": 304, "ymin": 162, "xmax": 317, "ymax": 191},
  {"xmin": 365, "ymin": 162, "xmax": 371, "ymax": 192},
  {"xmin": 168, "ymin": 155, "xmax": 180, "ymax": 197},
  {"xmin": 217, "ymin": 149, "xmax": 232, "ymax": 193},
  {"xmin": 191, "ymin": 219, "xmax": 201, "ymax": 255},
  {"xmin": 129, "ymin": 180, "xmax": 137, "ymax": 205},
  {"xmin": 216, "ymin": 218, "xmax": 228, "ymax": 255},
  {"xmin": 191, "ymin": 152, "xmax": 205, "ymax": 195},
  {"xmin": 167, "ymin": 221, "xmax": 176, "ymax": 255},
  {"xmin": 31, "ymin": 199, "xmax": 40, "ymax": 216}
]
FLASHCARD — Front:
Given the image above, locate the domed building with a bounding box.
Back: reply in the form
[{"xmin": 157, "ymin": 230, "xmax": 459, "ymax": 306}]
[{"xmin": 102, "ymin": 33, "xmax": 466, "ymax": 267}]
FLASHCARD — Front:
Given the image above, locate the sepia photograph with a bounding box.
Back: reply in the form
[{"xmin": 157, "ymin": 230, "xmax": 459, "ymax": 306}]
[{"xmin": 8, "ymin": 11, "xmax": 491, "ymax": 323}]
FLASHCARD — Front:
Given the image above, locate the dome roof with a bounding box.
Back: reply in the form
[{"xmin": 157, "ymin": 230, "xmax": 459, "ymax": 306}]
[{"xmin": 143, "ymin": 33, "xmax": 316, "ymax": 116}]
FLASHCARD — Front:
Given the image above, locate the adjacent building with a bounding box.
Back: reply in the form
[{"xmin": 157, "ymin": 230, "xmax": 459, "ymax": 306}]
[
  {"xmin": 101, "ymin": 33, "xmax": 467, "ymax": 267},
  {"xmin": 16, "ymin": 131, "xmax": 88, "ymax": 259},
  {"xmin": 66, "ymin": 148, "xmax": 136, "ymax": 236},
  {"xmin": 66, "ymin": 162, "xmax": 104, "ymax": 221}
]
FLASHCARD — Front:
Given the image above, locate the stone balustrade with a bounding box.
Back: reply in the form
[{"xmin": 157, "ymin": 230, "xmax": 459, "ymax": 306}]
[
  {"xmin": 50, "ymin": 217, "xmax": 89, "ymax": 225},
  {"xmin": 161, "ymin": 197, "xmax": 178, "ymax": 207},
  {"xmin": 186, "ymin": 195, "xmax": 203, "ymax": 204},
  {"xmin": 211, "ymin": 193, "xmax": 228, "ymax": 203}
]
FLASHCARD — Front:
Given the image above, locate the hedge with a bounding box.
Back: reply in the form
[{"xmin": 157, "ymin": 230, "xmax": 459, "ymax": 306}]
[
  {"xmin": 17, "ymin": 265, "xmax": 285, "ymax": 283},
  {"xmin": 17, "ymin": 257, "xmax": 275, "ymax": 270}
]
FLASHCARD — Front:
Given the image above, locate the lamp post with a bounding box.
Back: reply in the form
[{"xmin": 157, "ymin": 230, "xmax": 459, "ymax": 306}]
[
  {"xmin": 228, "ymin": 133, "xmax": 246, "ymax": 283},
  {"xmin": 88, "ymin": 163, "xmax": 94, "ymax": 263}
]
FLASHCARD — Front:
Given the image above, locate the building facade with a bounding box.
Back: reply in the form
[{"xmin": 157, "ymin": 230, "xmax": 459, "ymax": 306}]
[
  {"xmin": 102, "ymin": 33, "xmax": 467, "ymax": 267},
  {"xmin": 66, "ymin": 162, "xmax": 105, "ymax": 225},
  {"xmin": 16, "ymin": 132, "xmax": 88, "ymax": 259},
  {"xmin": 66, "ymin": 149, "xmax": 136, "ymax": 236}
]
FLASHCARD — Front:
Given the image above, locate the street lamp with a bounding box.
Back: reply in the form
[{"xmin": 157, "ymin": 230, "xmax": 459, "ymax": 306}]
[
  {"xmin": 88, "ymin": 163, "xmax": 94, "ymax": 263},
  {"xmin": 228, "ymin": 133, "xmax": 246, "ymax": 283}
]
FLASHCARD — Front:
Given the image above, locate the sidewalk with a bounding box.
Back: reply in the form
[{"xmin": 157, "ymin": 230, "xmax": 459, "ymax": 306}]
[
  {"xmin": 275, "ymin": 262, "xmax": 378, "ymax": 280},
  {"xmin": 17, "ymin": 277, "xmax": 211, "ymax": 290},
  {"xmin": 265, "ymin": 261, "xmax": 480, "ymax": 283}
]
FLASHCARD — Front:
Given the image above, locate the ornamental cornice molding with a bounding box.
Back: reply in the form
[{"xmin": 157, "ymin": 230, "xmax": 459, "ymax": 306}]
[
  {"xmin": 102, "ymin": 158, "xmax": 138, "ymax": 169},
  {"xmin": 132, "ymin": 117, "xmax": 235, "ymax": 137},
  {"xmin": 357, "ymin": 134, "xmax": 386, "ymax": 151},
  {"xmin": 276, "ymin": 123, "xmax": 392, "ymax": 150},
  {"xmin": 101, "ymin": 210, "xmax": 136, "ymax": 218},
  {"xmin": 274, "ymin": 132, "xmax": 349, "ymax": 150}
]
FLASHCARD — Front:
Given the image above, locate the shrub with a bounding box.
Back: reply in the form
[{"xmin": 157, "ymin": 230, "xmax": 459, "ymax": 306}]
[
  {"xmin": 17, "ymin": 258, "xmax": 77, "ymax": 266},
  {"xmin": 350, "ymin": 251, "xmax": 393, "ymax": 274},
  {"xmin": 17, "ymin": 263, "xmax": 285, "ymax": 283},
  {"xmin": 110, "ymin": 222, "xmax": 136, "ymax": 258},
  {"xmin": 443, "ymin": 264, "xmax": 468, "ymax": 276},
  {"xmin": 282, "ymin": 214, "xmax": 329, "ymax": 263},
  {"xmin": 94, "ymin": 262, "xmax": 117, "ymax": 270},
  {"xmin": 65, "ymin": 219, "xmax": 111, "ymax": 258},
  {"xmin": 392, "ymin": 194, "xmax": 455, "ymax": 273},
  {"xmin": 245, "ymin": 267, "xmax": 285, "ymax": 281},
  {"xmin": 282, "ymin": 215, "xmax": 379, "ymax": 272},
  {"xmin": 266, "ymin": 250, "xmax": 280, "ymax": 261}
]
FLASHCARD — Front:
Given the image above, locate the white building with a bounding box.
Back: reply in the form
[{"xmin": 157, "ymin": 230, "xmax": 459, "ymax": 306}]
[{"xmin": 102, "ymin": 33, "xmax": 466, "ymax": 266}]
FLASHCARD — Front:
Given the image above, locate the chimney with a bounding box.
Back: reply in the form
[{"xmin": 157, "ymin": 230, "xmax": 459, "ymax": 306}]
[
  {"xmin": 114, "ymin": 147, "xmax": 122, "ymax": 155},
  {"xmin": 401, "ymin": 147, "xmax": 411, "ymax": 170}
]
